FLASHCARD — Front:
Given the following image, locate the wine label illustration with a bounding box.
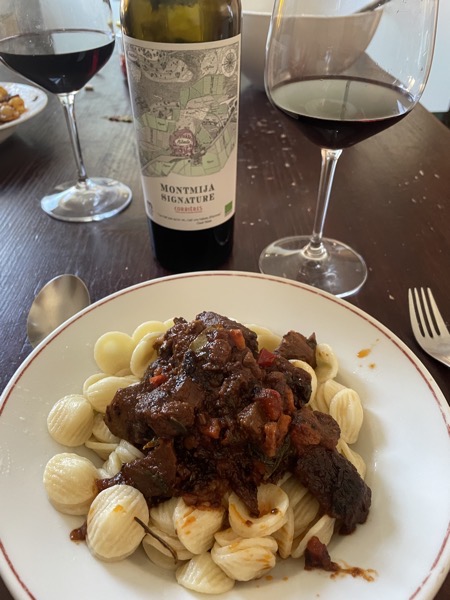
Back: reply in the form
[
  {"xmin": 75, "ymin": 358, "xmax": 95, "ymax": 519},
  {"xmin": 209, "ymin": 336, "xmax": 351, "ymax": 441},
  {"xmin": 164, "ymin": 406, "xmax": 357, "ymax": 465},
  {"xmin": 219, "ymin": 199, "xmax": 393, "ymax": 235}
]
[{"xmin": 124, "ymin": 35, "xmax": 240, "ymax": 231}]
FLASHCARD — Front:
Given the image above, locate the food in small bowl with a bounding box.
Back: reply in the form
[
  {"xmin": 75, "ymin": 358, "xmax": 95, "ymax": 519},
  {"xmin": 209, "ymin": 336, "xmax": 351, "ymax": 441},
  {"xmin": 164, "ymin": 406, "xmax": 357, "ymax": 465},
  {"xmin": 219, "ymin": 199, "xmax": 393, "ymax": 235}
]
[
  {"xmin": 241, "ymin": 0, "xmax": 382, "ymax": 90},
  {"xmin": 0, "ymin": 82, "xmax": 48, "ymax": 143},
  {"xmin": 0, "ymin": 85, "xmax": 27, "ymax": 123}
]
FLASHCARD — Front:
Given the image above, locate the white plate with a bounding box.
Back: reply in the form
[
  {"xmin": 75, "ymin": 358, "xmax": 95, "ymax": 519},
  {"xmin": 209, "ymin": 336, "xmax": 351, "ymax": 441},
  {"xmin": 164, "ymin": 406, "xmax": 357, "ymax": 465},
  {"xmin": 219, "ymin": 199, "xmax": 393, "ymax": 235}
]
[
  {"xmin": 0, "ymin": 82, "xmax": 48, "ymax": 143},
  {"xmin": 1, "ymin": 271, "xmax": 449, "ymax": 600}
]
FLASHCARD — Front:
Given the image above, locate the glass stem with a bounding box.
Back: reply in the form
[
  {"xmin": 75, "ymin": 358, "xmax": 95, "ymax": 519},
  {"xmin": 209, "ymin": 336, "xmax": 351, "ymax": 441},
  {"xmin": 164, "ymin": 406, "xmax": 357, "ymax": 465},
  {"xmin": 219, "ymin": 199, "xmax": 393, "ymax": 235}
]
[
  {"xmin": 304, "ymin": 147, "xmax": 342, "ymax": 260},
  {"xmin": 58, "ymin": 93, "xmax": 88, "ymax": 184}
]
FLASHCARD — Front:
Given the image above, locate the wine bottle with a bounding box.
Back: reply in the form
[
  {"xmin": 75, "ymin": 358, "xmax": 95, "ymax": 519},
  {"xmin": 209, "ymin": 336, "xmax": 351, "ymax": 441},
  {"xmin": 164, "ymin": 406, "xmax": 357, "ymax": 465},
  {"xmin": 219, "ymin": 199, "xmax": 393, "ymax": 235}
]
[{"xmin": 121, "ymin": 0, "xmax": 241, "ymax": 271}]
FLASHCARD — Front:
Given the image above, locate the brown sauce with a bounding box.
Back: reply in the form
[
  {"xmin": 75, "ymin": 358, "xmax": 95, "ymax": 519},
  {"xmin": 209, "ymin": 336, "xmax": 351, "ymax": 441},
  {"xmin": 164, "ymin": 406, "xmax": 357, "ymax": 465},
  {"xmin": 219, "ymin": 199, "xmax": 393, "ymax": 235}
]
[
  {"xmin": 357, "ymin": 348, "xmax": 372, "ymax": 358},
  {"xmin": 305, "ymin": 536, "xmax": 376, "ymax": 582},
  {"xmin": 331, "ymin": 561, "xmax": 377, "ymax": 582},
  {"xmin": 70, "ymin": 521, "xmax": 87, "ymax": 542}
]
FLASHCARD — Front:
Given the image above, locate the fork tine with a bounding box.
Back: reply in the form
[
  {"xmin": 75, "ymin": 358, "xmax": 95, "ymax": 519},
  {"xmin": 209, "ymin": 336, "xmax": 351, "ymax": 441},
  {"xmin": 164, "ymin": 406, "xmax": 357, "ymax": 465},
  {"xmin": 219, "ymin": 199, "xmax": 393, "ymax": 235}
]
[
  {"xmin": 419, "ymin": 287, "xmax": 435, "ymax": 337},
  {"xmin": 408, "ymin": 287, "xmax": 450, "ymax": 367},
  {"xmin": 425, "ymin": 287, "xmax": 450, "ymax": 337},
  {"xmin": 414, "ymin": 287, "xmax": 430, "ymax": 337},
  {"xmin": 408, "ymin": 288, "xmax": 424, "ymax": 339}
]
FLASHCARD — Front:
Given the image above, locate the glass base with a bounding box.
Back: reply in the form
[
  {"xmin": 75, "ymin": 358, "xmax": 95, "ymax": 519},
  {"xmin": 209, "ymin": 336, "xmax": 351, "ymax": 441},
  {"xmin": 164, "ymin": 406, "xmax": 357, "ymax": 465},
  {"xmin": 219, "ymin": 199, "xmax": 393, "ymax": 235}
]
[
  {"xmin": 41, "ymin": 177, "xmax": 132, "ymax": 222},
  {"xmin": 259, "ymin": 236, "xmax": 368, "ymax": 298}
]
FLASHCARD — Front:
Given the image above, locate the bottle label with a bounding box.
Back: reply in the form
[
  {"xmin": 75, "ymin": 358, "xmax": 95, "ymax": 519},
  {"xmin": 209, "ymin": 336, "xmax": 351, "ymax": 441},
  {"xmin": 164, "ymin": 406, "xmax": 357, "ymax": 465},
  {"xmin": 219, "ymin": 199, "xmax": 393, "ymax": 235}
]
[{"xmin": 123, "ymin": 34, "xmax": 240, "ymax": 231}]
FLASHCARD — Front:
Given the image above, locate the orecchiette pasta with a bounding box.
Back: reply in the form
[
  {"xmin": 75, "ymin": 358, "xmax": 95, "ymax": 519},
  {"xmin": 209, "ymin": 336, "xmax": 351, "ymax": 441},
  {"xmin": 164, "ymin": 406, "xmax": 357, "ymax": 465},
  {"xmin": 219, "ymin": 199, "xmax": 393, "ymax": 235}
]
[
  {"xmin": 131, "ymin": 319, "xmax": 168, "ymax": 344},
  {"xmin": 143, "ymin": 539, "xmax": 180, "ymax": 571},
  {"xmin": 246, "ymin": 323, "xmax": 282, "ymax": 353},
  {"xmin": 130, "ymin": 331, "xmax": 162, "ymax": 378},
  {"xmin": 213, "ymin": 527, "xmax": 241, "ymax": 547},
  {"xmin": 85, "ymin": 374, "xmax": 138, "ymax": 413},
  {"xmin": 98, "ymin": 446, "xmax": 122, "ymax": 477},
  {"xmin": 114, "ymin": 438, "xmax": 144, "ymax": 463},
  {"xmin": 311, "ymin": 377, "xmax": 346, "ymax": 413},
  {"xmin": 291, "ymin": 514, "xmax": 336, "ymax": 559},
  {"xmin": 211, "ymin": 536, "xmax": 278, "ymax": 581},
  {"xmin": 91, "ymin": 412, "xmax": 120, "ymax": 443},
  {"xmin": 315, "ymin": 343, "xmax": 339, "ymax": 383},
  {"xmin": 93, "ymin": 331, "xmax": 136, "ymax": 375},
  {"xmin": 228, "ymin": 483, "xmax": 289, "ymax": 538},
  {"xmin": 329, "ymin": 388, "xmax": 364, "ymax": 444},
  {"xmin": 43, "ymin": 453, "xmax": 98, "ymax": 515},
  {"xmin": 173, "ymin": 498, "xmax": 225, "ymax": 554},
  {"xmin": 281, "ymin": 475, "xmax": 320, "ymax": 538},
  {"xmin": 97, "ymin": 439, "xmax": 145, "ymax": 477},
  {"xmin": 150, "ymin": 497, "xmax": 179, "ymax": 536},
  {"xmin": 321, "ymin": 378, "xmax": 346, "ymax": 406},
  {"xmin": 337, "ymin": 439, "xmax": 367, "ymax": 479},
  {"xmin": 44, "ymin": 317, "xmax": 370, "ymax": 595},
  {"xmin": 176, "ymin": 551, "xmax": 235, "ymax": 594},
  {"xmin": 143, "ymin": 524, "xmax": 194, "ymax": 568},
  {"xmin": 86, "ymin": 484, "xmax": 148, "ymax": 561},
  {"xmin": 47, "ymin": 394, "xmax": 94, "ymax": 447},
  {"xmin": 82, "ymin": 372, "xmax": 107, "ymax": 395},
  {"xmin": 272, "ymin": 505, "xmax": 294, "ymax": 558},
  {"xmin": 85, "ymin": 438, "xmax": 118, "ymax": 460}
]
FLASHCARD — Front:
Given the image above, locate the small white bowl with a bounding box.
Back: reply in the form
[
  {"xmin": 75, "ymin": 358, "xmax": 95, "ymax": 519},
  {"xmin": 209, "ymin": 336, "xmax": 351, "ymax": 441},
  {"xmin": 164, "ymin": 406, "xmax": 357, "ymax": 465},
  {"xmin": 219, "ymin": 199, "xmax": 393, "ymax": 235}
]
[
  {"xmin": 0, "ymin": 82, "xmax": 48, "ymax": 143},
  {"xmin": 241, "ymin": 0, "xmax": 273, "ymax": 89},
  {"xmin": 241, "ymin": 0, "xmax": 382, "ymax": 90}
]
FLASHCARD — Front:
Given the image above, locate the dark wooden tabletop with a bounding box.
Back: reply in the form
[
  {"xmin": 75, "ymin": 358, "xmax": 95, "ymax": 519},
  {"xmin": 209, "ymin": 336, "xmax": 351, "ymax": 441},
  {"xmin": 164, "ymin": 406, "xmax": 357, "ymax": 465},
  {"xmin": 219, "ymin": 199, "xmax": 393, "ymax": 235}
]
[{"xmin": 0, "ymin": 51, "xmax": 449, "ymax": 599}]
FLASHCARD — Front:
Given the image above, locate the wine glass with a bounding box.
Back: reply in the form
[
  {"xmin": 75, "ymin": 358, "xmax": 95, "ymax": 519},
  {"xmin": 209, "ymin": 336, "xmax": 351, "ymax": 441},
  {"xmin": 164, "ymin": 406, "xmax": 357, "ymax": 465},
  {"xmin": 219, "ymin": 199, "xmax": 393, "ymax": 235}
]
[
  {"xmin": 259, "ymin": 0, "xmax": 438, "ymax": 297},
  {"xmin": 0, "ymin": 0, "xmax": 132, "ymax": 222}
]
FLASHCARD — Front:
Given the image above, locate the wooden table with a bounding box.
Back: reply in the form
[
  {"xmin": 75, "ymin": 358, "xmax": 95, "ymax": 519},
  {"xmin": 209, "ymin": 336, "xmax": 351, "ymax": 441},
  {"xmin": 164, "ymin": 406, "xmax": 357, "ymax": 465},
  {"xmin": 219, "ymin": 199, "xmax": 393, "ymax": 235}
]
[{"xmin": 0, "ymin": 52, "xmax": 449, "ymax": 599}]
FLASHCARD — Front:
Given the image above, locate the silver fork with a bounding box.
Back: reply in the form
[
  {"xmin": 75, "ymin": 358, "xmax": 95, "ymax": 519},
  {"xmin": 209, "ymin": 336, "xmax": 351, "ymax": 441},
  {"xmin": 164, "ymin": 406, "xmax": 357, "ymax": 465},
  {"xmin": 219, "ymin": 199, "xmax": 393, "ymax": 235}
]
[{"xmin": 408, "ymin": 287, "xmax": 450, "ymax": 368}]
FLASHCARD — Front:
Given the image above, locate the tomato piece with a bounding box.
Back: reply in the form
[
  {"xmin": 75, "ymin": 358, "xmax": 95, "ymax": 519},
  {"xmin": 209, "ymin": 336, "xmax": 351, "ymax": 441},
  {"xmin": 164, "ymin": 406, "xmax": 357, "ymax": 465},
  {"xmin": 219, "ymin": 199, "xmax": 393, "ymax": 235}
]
[
  {"xmin": 229, "ymin": 328, "xmax": 246, "ymax": 349},
  {"xmin": 257, "ymin": 348, "xmax": 276, "ymax": 368},
  {"xmin": 149, "ymin": 374, "xmax": 168, "ymax": 387},
  {"xmin": 254, "ymin": 388, "xmax": 282, "ymax": 420}
]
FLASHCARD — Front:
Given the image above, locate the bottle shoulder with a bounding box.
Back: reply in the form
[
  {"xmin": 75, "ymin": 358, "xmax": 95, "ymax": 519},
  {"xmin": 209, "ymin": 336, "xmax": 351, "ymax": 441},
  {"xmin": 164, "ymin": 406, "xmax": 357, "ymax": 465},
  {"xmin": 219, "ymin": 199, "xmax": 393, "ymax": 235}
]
[{"xmin": 121, "ymin": 0, "xmax": 241, "ymax": 43}]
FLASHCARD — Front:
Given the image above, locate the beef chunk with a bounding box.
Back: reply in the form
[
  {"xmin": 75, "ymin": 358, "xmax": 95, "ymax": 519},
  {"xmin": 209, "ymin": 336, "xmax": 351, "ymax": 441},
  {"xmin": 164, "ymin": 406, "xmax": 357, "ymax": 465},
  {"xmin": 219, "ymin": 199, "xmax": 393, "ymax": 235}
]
[
  {"xmin": 120, "ymin": 439, "xmax": 178, "ymax": 502},
  {"xmin": 98, "ymin": 439, "xmax": 179, "ymax": 503},
  {"xmin": 215, "ymin": 451, "xmax": 260, "ymax": 516},
  {"xmin": 136, "ymin": 391, "xmax": 196, "ymax": 437},
  {"xmin": 276, "ymin": 330, "xmax": 317, "ymax": 368},
  {"xmin": 304, "ymin": 536, "xmax": 338, "ymax": 572},
  {"xmin": 197, "ymin": 311, "xmax": 259, "ymax": 356},
  {"xmin": 105, "ymin": 374, "xmax": 203, "ymax": 443},
  {"xmin": 151, "ymin": 317, "xmax": 196, "ymax": 364},
  {"xmin": 237, "ymin": 401, "xmax": 267, "ymax": 439},
  {"xmin": 290, "ymin": 406, "xmax": 340, "ymax": 452},
  {"xmin": 238, "ymin": 388, "xmax": 292, "ymax": 458},
  {"xmin": 294, "ymin": 446, "xmax": 371, "ymax": 534},
  {"xmin": 104, "ymin": 381, "xmax": 152, "ymax": 445},
  {"xmin": 265, "ymin": 355, "xmax": 312, "ymax": 407}
]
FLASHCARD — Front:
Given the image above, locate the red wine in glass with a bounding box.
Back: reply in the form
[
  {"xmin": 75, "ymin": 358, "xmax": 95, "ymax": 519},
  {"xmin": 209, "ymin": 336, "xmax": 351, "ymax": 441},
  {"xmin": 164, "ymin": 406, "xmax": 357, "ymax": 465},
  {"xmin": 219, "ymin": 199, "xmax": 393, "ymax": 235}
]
[
  {"xmin": 260, "ymin": 0, "xmax": 438, "ymax": 297},
  {"xmin": 0, "ymin": 30, "xmax": 115, "ymax": 94},
  {"xmin": 271, "ymin": 77, "xmax": 414, "ymax": 150},
  {"xmin": 0, "ymin": 0, "xmax": 132, "ymax": 222}
]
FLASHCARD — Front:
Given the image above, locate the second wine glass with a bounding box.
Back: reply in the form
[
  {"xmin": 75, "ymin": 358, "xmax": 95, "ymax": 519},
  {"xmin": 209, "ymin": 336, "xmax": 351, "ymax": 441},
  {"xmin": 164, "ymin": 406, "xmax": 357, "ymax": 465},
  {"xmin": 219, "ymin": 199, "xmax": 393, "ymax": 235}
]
[
  {"xmin": 259, "ymin": 0, "xmax": 438, "ymax": 297},
  {"xmin": 0, "ymin": 0, "xmax": 132, "ymax": 222}
]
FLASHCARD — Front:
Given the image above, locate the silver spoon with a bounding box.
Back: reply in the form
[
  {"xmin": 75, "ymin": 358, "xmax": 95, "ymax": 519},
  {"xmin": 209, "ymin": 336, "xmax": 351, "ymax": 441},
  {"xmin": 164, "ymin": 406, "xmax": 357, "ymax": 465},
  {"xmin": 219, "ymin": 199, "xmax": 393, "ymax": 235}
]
[{"xmin": 27, "ymin": 274, "xmax": 91, "ymax": 348}]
